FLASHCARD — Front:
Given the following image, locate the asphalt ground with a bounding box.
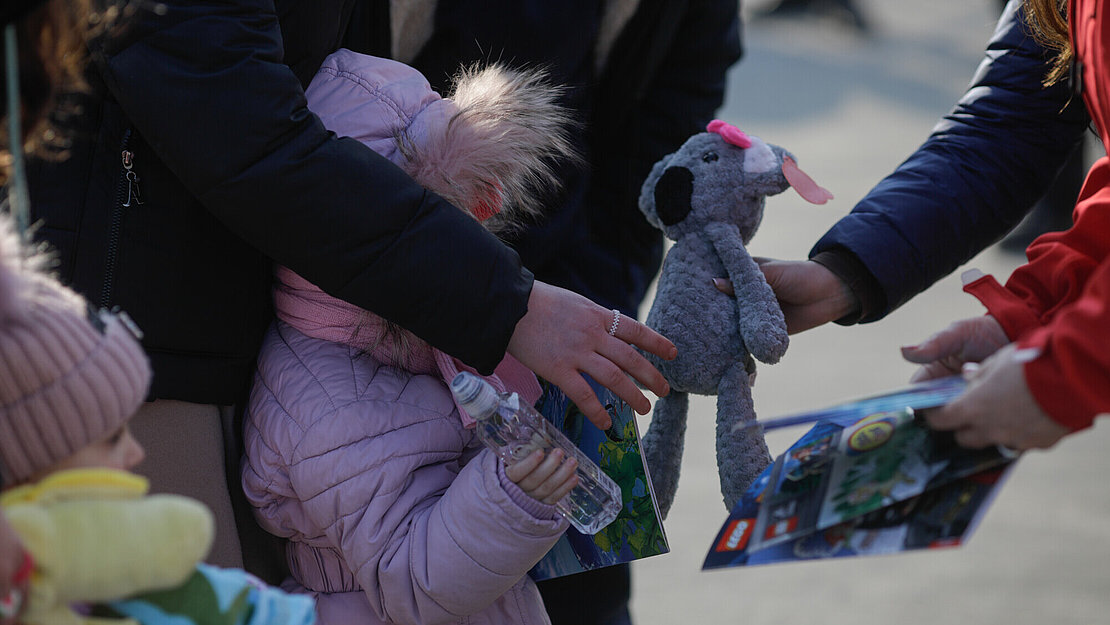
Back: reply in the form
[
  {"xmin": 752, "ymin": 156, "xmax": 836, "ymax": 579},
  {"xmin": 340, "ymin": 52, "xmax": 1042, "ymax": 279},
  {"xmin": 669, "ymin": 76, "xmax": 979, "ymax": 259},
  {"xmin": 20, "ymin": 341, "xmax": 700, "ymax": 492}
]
[{"xmin": 630, "ymin": 2, "xmax": 1110, "ymax": 623}]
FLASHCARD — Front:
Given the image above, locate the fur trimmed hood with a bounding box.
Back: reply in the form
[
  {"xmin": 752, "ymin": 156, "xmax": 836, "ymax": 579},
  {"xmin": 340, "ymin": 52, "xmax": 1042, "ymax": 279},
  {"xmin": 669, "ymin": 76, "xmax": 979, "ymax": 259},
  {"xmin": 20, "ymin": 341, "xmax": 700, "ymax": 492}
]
[
  {"xmin": 274, "ymin": 49, "xmax": 573, "ymax": 418},
  {"xmin": 304, "ymin": 49, "xmax": 577, "ymax": 233}
]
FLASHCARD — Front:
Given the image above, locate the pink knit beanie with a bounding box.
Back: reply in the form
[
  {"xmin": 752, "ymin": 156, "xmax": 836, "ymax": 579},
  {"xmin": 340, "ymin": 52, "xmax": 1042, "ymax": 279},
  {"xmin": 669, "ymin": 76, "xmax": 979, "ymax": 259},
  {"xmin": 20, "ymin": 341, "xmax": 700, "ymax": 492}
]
[{"xmin": 0, "ymin": 218, "xmax": 151, "ymax": 485}]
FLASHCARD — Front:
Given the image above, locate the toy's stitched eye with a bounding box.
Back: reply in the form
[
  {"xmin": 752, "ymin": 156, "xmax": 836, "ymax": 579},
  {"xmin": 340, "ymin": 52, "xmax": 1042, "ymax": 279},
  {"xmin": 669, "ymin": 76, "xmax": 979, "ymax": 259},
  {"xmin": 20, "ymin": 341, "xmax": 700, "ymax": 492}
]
[{"xmin": 702, "ymin": 151, "xmax": 719, "ymax": 163}]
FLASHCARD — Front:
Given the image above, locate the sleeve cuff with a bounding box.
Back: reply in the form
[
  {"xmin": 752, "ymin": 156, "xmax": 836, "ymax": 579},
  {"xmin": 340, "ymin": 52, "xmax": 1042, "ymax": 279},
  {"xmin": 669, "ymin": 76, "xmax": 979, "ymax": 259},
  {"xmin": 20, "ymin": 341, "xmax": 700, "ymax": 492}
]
[
  {"xmin": 961, "ymin": 273, "xmax": 1043, "ymax": 340},
  {"xmin": 810, "ymin": 249, "xmax": 884, "ymax": 325},
  {"xmin": 1021, "ymin": 328, "xmax": 1100, "ymax": 432},
  {"xmin": 496, "ymin": 461, "xmax": 563, "ymax": 521}
]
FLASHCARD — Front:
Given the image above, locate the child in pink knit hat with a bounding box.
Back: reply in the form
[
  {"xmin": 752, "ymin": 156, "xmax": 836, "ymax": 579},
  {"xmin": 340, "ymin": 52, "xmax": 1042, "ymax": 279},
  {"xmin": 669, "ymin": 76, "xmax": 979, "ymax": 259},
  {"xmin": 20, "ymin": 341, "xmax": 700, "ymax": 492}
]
[
  {"xmin": 0, "ymin": 208, "xmax": 150, "ymax": 622},
  {"xmin": 0, "ymin": 211, "xmax": 321, "ymax": 625},
  {"xmin": 0, "ymin": 222, "xmax": 150, "ymax": 488},
  {"xmin": 0, "ymin": 5, "xmax": 310, "ymax": 623},
  {"xmin": 242, "ymin": 51, "xmax": 588, "ymax": 625}
]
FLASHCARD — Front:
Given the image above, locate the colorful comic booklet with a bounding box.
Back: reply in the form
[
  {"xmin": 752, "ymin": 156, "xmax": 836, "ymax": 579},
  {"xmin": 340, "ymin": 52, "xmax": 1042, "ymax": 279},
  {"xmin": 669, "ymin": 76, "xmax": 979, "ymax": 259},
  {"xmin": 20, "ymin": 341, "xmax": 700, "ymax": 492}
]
[
  {"xmin": 528, "ymin": 377, "xmax": 669, "ymax": 581},
  {"xmin": 703, "ymin": 376, "xmax": 1017, "ymax": 569}
]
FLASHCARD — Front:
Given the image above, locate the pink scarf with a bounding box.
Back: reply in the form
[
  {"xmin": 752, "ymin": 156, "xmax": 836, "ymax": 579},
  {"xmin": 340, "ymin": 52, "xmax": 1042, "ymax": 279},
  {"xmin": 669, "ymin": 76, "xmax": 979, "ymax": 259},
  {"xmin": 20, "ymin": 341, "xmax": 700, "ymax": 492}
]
[{"xmin": 272, "ymin": 266, "xmax": 541, "ymax": 427}]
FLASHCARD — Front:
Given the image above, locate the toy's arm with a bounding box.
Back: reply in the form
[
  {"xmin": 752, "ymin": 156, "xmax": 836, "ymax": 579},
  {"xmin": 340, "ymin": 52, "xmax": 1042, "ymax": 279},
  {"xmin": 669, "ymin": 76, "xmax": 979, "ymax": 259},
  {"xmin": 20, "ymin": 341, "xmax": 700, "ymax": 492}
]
[{"xmin": 706, "ymin": 222, "xmax": 789, "ymax": 364}]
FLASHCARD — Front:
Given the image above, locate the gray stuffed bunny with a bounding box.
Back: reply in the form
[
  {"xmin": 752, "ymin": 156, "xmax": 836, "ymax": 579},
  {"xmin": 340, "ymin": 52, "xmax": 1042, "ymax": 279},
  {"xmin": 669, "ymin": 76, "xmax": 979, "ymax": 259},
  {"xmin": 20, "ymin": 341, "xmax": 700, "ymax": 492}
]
[{"xmin": 639, "ymin": 120, "xmax": 831, "ymax": 516}]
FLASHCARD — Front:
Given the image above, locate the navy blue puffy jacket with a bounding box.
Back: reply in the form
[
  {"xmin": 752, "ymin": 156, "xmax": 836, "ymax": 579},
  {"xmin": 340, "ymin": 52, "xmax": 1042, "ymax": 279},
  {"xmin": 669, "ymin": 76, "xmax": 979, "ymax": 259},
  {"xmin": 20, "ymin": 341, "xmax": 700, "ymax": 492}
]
[{"xmin": 813, "ymin": 0, "xmax": 1091, "ymax": 321}]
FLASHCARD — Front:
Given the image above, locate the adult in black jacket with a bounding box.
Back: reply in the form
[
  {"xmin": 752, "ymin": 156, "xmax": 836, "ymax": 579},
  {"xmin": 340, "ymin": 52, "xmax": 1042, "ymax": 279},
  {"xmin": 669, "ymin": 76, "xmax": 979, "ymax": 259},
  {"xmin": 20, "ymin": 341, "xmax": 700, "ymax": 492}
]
[
  {"xmin": 379, "ymin": 2, "xmax": 743, "ymax": 623},
  {"xmin": 24, "ymin": 0, "xmax": 674, "ymax": 575}
]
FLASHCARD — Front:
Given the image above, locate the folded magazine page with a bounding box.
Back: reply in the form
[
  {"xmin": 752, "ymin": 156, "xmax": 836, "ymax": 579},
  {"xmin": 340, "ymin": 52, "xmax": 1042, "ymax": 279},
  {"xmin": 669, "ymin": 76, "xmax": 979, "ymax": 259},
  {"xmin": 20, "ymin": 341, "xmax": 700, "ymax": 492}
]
[
  {"xmin": 703, "ymin": 376, "xmax": 1016, "ymax": 569},
  {"xmin": 528, "ymin": 377, "xmax": 669, "ymax": 581}
]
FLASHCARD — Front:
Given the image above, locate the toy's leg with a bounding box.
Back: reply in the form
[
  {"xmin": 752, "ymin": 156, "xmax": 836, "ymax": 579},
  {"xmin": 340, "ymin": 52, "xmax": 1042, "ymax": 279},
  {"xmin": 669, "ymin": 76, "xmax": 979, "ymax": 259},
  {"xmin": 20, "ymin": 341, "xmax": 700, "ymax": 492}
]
[
  {"xmin": 716, "ymin": 362, "xmax": 772, "ymax": 511},
  {"xmin": 640, "ymin": 390, "xmax": 688, "ymax": 519}
]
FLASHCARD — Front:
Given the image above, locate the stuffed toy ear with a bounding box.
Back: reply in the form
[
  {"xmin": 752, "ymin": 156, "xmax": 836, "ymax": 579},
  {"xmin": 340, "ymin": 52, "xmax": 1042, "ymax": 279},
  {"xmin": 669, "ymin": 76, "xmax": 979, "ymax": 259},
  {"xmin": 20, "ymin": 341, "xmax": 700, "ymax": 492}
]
[
  {"xmin": 400, "ymin": 63, "xmax": 580, "ymax": 235},
  {"xmin": 654, "ymin": 166, "xmax": 694, "ymax": 226},
  {"xmin": 638, "ymin": 152, "xmax": 675, "ymax": 230},
  {"xmin": 782, "ymin": 156, "xmax": 833, "ymax": 205}
]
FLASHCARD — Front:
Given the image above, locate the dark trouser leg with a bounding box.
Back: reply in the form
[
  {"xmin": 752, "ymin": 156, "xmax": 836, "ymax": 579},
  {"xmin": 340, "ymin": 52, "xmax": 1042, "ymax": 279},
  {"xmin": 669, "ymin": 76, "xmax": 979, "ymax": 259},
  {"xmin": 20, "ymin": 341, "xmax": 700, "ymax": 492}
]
[
  {"xmin": 537, "ymin": 563, "xmax": 633, "ymax": 625},
  {"xmin": 221, "ymin": 403, "xmax": 290, "ymax": 585}
]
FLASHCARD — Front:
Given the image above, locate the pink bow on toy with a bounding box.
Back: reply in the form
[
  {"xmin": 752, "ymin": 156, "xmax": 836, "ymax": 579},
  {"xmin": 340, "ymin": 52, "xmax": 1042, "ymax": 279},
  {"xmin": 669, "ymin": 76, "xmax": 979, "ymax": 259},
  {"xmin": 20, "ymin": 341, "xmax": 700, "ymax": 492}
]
[
  {"xmin": 706, "ymin": 119, "xmax": 752, "ymax": 148},
  {"xmin": 707, "ymin": 119, "xmax": 833, "ymax": 205}
]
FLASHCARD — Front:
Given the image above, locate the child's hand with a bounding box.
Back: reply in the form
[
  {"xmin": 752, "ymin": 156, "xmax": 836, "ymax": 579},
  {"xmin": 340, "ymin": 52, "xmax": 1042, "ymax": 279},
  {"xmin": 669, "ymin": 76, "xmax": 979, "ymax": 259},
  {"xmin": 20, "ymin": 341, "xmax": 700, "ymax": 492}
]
[{"xmin": 504, "ymin": 448, "xmax": 579, "ymax": 505}]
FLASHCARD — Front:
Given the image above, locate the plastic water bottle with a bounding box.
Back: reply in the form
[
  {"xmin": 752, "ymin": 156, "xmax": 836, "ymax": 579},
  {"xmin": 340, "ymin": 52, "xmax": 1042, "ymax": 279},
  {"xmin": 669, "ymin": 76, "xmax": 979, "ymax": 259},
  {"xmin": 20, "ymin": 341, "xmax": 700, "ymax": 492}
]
[{"xmin": 450, "ymin": 371, "xmax": 623, "ymax": 535}]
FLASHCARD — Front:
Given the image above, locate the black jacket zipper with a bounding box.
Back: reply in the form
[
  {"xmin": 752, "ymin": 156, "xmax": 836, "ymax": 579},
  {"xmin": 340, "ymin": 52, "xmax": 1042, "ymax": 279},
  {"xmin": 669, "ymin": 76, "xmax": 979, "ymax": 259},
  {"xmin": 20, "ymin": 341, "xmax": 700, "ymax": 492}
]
[{"xmin": 100, "ymin": 128, "xmax": 143, "ymax": 307}]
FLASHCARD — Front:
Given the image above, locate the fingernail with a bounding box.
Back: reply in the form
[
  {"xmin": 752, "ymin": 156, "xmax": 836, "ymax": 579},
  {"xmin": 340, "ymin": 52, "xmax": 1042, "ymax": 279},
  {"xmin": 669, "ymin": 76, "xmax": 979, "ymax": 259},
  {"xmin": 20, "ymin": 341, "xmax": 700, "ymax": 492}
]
[
  {"xmin": 712, "ymin": 278, "xmax": 727, "ymax": 288},
  {"xmin": 961, "ymin": 362, "xmax": 980, "ymax": 379}
]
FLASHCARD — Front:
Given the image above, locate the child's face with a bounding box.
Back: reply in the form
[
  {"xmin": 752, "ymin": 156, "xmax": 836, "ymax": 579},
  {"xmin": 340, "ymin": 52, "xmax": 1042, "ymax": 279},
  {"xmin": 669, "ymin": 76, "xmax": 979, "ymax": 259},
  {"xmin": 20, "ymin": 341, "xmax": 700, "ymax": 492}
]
[{"xmin": 42, "ymin": 424, "xmax": 145, "ymax": 476}]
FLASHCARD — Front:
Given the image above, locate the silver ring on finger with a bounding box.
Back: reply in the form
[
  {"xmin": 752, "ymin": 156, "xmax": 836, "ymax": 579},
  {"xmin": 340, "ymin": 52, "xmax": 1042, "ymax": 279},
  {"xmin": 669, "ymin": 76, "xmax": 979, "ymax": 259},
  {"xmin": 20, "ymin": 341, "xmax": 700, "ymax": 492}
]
[{"xmin": 608, "ymin": 309, "xmax": 621, "ymax": 336}]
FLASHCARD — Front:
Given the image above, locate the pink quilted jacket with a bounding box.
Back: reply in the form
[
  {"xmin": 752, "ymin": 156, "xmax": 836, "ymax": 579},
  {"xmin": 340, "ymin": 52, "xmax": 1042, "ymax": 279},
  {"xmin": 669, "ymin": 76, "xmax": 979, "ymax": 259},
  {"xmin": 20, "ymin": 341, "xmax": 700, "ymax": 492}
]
[
  {"xmin": 243, "ymin": 321, "xmax": 567, "ymax": 625},
  {"xmin": 242, "ymin": 50, "xmax": 571, "ymax": 625}
]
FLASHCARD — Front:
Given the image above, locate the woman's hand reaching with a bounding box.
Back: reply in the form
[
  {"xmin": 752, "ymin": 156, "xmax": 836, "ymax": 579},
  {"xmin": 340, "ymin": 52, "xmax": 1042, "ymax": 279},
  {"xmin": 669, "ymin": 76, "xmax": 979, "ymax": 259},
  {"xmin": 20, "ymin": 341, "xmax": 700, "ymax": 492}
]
[{"xmin": 507, "ymin": 281, "xmax": 676, "ymax": 431}]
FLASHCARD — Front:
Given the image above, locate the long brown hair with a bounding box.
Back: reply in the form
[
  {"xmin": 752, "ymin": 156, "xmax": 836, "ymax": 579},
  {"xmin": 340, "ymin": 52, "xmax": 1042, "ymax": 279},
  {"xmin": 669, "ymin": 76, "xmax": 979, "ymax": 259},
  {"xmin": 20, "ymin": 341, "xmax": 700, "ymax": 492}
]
[
  {"xmin": 1022, "ymin": 0, "xmax": 1072, "ymax": 86},
  {"xmin": 0, "ymin": 0, "xmax": 94, "ymax": 183}
]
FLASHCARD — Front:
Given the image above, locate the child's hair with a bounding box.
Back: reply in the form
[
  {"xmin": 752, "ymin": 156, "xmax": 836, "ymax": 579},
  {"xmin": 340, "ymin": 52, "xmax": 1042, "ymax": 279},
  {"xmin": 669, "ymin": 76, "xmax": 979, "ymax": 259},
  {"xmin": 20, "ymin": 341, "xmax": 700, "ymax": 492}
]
[
  {"xmin": 1021, "ymin": 0, "xmax": 1071, "ymax": 86},
  {"xmin": 0, "ymin": 213, "xmax": 150, "ymax": 485}
]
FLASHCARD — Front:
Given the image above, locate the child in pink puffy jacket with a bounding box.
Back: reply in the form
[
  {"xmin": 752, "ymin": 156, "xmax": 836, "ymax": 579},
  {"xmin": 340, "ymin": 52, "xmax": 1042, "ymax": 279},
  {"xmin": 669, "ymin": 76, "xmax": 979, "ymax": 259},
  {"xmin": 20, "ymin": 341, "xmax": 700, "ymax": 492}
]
[{"xmin": 241, "ymin": 49, "xmax": 582, "ymax": 625}]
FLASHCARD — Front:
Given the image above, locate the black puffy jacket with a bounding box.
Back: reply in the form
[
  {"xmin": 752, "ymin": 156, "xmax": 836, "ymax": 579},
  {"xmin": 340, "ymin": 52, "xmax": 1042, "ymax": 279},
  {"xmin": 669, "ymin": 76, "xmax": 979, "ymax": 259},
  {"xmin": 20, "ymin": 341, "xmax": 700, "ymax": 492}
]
[
  {"xmin": 27, "ymin": 0, "xmax": 531, "ymax": 404},
  {"xmin": 400, "ymin": 0, "xmax": 741, "ymax": 316}
]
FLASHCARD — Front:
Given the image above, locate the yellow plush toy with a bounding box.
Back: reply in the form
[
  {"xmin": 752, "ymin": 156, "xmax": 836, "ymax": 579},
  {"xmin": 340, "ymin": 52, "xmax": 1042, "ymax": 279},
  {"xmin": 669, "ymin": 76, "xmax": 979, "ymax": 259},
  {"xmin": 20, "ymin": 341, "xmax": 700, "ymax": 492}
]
[{"xmin": 1, "ymin": 467, "xmax": 213, "ymax": 625}]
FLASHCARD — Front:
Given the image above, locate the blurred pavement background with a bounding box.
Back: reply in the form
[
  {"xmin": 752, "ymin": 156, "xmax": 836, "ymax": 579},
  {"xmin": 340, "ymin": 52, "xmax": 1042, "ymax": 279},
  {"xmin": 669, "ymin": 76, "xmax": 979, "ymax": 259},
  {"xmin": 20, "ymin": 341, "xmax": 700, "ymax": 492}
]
[{"xmin": 629, "ymin": 2, "xmax": 1110, "ymax": 623}]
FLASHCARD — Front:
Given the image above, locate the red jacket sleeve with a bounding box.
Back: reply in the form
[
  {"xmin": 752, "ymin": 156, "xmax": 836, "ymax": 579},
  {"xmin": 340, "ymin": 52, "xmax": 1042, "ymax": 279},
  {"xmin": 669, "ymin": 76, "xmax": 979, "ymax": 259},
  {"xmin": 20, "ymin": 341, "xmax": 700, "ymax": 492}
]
[{"xmin": 963, "ymin": 158, "xmax": 1110, "ymax": 430}]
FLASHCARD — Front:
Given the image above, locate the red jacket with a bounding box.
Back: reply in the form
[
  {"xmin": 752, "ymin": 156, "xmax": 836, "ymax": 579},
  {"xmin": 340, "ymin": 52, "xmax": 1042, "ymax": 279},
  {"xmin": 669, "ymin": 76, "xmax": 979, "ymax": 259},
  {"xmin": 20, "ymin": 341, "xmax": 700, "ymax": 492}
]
[{"xmin": 964, "ymin": 0, "xmax": 1110, "ymax": 431}]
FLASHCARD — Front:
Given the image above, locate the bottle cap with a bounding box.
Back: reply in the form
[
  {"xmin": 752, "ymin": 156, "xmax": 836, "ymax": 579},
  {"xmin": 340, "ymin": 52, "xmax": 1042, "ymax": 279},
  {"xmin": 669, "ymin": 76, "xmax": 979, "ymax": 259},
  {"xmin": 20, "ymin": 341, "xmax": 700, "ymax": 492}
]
[{"xmin": 450, "ymin": 372, "xmax": 498, "ymax": 420}]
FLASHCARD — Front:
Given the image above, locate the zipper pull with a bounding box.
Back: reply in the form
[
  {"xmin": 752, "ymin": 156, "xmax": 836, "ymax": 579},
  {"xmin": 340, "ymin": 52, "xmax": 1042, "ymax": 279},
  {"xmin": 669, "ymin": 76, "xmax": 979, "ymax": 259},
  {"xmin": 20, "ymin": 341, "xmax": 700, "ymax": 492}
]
[{"xmin": 122, "ymin": 149, "xmax": 144, "ymax": 207}]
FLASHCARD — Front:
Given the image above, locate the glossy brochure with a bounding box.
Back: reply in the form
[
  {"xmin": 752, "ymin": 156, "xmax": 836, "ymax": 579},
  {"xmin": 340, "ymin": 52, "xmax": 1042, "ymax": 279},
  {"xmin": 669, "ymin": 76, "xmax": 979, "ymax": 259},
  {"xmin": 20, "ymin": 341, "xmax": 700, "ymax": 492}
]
[
  {"xmin": 528, "ymin": 376, "xmax": 669, "ymax": 581},
  {"xmin": 704, "ymin": 376, "xmax": 1015, "ymax": 569}
]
